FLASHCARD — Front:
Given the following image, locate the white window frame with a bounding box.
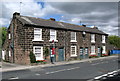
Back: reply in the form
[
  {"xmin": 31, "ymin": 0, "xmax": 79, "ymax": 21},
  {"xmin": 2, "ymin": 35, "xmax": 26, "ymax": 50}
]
[
  {"xmin": 102, "ymin": 35, "xmax": 106, "ymax": 43},
  {"xmin": 85, "ymin": 48, "xmax": 88, "ymax": 55},
  {"xmin": 71, "ymin": 46, "xmax": 77, "ymax": 57},
  {"xmin": 91, "ymin": 46, "xmax": 96, "ymax": 55},
  {"xmin": 70, "ymin": 32, "xmax": 77, "ymax": 42},
  {"xmin": 9, "ymin": 50, "xmax": 11, "ymax": 57},
  {"xmin": 33, "ymin": 46, "xmax": 43, "ymax": 60},
  {"xmin": 2, "ymin": 50, "xmax": 5, "ymax": 60},
  {"xmin": 102, "ymin": 46, "xmax": 106, "ymax": 54},
  {"xmin": 91, "ymin": 34, "xmax": 95, "ymax": 43},
  {"xmin": 49, "ymin": 29, "xmax": 58, "ymax": 42},
  {"xmin": 33, "ymin": 28, "xmax": 43, "ymax": 41},
  {"xmin": 9, "ymin": 33, "xmax": 11, "ymax": 39}
]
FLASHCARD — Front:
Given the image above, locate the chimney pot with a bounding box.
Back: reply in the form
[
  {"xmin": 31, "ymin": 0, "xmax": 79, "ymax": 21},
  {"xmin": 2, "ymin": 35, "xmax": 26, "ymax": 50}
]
[
  {"xmin": 13, "ymin": 12, "xmax": 20, "ymax": 18},
  {"xmin": 82, "ymin": 24, "xmax": 86, "ymax": 27},
  {"xmin": 93, "ymin": 26, "xmax": 98, "ymax": 29},
  {"xmin": 50, "ymin": 18, "xmax": 55, "ymax": 21}
]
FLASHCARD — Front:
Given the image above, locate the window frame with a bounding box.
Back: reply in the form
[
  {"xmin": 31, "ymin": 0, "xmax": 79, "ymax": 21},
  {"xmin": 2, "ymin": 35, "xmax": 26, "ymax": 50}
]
[
  {"xmin": 49, "ymin": 29, "xmax": 58, "ymax": 42},
  {"xmin": 70, "ymin": 32, "xmax": 77, "ymax": 42},
  {"xmin": 33, "ymin": 46, "xmax": 43, "ymax": 60},
  {"xmin": 33, "ymin": 28, "xmax": 43, "ymax": 41},
  {"xmin": 102, "ymin": 35, "xmax": 106, "ymax": 43},
  {"xmin": 70, "ymin": 46, "xmax": 77, "ymax": 57},
  {"xmin": 102, "ymin": 46, "xmax": 106, "ymax": 54},
  {"xmin": 91, "ymin": 45, "xmax": 96, "ymax": 55},
  {"xmin": 9, "ymin": 33, "xmax": 11, "ymax": 39},
  {"xmin": 91, "ymin": 34, "xmax": 95, "ymax": 43},
  {"xmin": 9, "ymin": 50, "xmax": 11, "ymax": 57}
]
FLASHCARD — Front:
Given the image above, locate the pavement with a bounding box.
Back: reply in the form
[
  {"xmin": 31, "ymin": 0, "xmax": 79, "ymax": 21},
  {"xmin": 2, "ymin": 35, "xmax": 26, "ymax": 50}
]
[{"xmin": 0, "ymin": 55, "xmax": 119, "ymax": 72}]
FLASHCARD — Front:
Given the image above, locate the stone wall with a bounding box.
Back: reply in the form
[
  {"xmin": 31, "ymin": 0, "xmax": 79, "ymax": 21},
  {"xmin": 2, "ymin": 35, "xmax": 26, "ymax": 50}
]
[{"xmin": 3, "ymin": 17, "xmax": 108, "ymax": 65}]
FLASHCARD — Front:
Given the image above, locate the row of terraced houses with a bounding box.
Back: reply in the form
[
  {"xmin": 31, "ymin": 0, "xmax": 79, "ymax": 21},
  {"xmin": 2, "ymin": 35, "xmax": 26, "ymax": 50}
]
[{"xmin": 2, "ymin": 12, "xmax": 108, "ymax": 65}]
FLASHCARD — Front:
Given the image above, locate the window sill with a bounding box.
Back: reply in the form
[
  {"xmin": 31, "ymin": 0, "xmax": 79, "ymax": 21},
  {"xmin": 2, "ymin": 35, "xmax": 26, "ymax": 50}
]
[
  {"xmin": 32, "ymin": 39, "xmax": 44, "ymax": 41},
  {"xmin": 49, "ymin": 40, "xmax": 58, "ymax": 42},
  {"xmin": 70, "ymin": 55, "xmax": 77, "ymax": 57},
  {"xmin": 70, "ymin": 40, "xmax": 77, "ymax": 42}
]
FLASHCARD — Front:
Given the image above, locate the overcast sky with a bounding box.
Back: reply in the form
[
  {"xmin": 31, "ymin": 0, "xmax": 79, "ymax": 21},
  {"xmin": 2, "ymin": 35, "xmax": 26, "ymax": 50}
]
[{"xmin": 0, "ymin": 0, "xmax": 119, "ymax": 36}]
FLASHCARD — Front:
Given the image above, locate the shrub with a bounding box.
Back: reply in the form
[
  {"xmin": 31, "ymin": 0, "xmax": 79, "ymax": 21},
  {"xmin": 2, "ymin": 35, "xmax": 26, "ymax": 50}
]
[
  {"xmin": 29, "ymin": 51, "xmax": 36, "ymax": 63},
  {"xmin": 44, "ymin": 47, "xmax": 49, "ymax": 59}
]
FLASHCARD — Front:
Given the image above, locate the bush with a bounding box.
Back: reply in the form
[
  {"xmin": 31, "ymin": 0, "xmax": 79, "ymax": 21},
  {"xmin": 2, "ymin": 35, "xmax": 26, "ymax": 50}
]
[
  {"xmin": 44, "ymin": 47, "xmax": 49, "ymax": 59},
  {"xmin": 29, "ymin": 51, "xmax": 36, "ymax": 63}
]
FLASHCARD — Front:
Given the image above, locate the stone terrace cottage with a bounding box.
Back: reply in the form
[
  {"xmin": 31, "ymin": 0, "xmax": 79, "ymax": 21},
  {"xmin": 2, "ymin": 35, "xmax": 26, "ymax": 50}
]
[{"xmin": 2, "ymin": 12, "xmax": 108, "ymax": 65}]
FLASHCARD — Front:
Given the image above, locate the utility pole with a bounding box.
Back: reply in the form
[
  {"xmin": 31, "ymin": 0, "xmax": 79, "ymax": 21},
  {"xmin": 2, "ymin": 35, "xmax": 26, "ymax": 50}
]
[
  {"xmin": 80, "ymin": 21, "xmax": 82, "ymax": 26},
  {"xmin": 20, "ymin": 2, "xmax": 22, "ymax": 13}
]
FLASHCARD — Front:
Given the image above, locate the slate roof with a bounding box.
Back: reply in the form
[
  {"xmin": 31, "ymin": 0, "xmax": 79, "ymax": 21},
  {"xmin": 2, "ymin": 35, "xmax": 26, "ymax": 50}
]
[{"xmin": 16, "ymin": 15, "xmax": 107, "ymax": 35}]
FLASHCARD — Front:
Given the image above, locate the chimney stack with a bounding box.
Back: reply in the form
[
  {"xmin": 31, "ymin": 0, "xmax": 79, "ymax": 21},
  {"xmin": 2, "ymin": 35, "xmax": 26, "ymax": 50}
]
[
  {"xmin": 13, "ymin": 12, "xmax": 20, "ymax": 18},
  {"xmin": 82, "ymin": 24, "xmax": 86, "ymax": 27},
  {"xmin": 50, "ymin": 18, "xmax": 55, "ymax": 21},
  {"xmin": 93, "ymin": 26, "xmax": 98, "ymax": 29}
]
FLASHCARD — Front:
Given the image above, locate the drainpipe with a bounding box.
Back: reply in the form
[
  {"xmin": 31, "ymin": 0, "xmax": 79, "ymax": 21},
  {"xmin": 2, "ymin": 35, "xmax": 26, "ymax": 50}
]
[{"xmin": 12, "ymin": 22, "xmax": 14, "ymax": 63}]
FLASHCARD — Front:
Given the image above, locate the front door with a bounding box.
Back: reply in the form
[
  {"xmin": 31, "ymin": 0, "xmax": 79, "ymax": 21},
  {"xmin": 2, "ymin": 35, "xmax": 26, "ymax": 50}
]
[
  {"xmin": 80, "ymin": 47, "xmax": 84, "ymax": 59},
  {"xmin": 98, "ymin": 47, "xmax": 101, "ymax": 57},
  {"xmin": 85, "ymin": 47, "xmax": 88, "ymax": 58},
  {"xmin": 58, "ymin": 48, "xmax": 64, "ymax": 61}
]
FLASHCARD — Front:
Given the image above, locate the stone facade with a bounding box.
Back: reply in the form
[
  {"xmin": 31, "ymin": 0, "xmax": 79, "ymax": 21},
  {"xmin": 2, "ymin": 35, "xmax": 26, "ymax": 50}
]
[{"xmin": 2, "ymin": 12, "xmax": 108, "ymax": 65}]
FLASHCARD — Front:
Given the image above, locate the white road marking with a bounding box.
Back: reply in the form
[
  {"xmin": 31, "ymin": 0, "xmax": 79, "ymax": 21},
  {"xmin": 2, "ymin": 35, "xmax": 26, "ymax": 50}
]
[
  {"xmin": 91, "ymin": 63, "xmax": 100, "ymax": 65},
  {"xmin": 94, "ymin": 69, "xmax": 120, "ymax": 80},
  {"xmin": 45, "ymin": 69, "xmax": 66, "ymax": 74},
  {"xmin": 92, "ymin": 61, "xmax": 109, "ymax": 66},
  {"xmin": 101, "ymin": 74, "xmax": 108, "ymax": 77},
  {"xmin": 94, "ymin": 76, "xmax": 103, "ymax": 79},
  {"xmin": 9, "ymin": 77, "xmax": 19, "ymax": 80},
  {"xmin": 45, "ymin": 67, "xmax": 80, "ymax": 75},
  {"xmin": 108, "ymin": 74, "xmax": 114, "ymax": 77},
  {"xmin": 67, "ymin": 67, "xmax": 80, "ymax": 70},
  {"xmin": 35, "ymin": 73, "xmax": 40, "ymax": 76}
]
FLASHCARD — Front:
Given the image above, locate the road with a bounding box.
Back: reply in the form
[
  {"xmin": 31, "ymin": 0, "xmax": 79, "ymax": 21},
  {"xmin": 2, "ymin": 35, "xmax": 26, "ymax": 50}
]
[{"xmin": 2, "ymin": 56, "xmax": 119, "ymax": 80}]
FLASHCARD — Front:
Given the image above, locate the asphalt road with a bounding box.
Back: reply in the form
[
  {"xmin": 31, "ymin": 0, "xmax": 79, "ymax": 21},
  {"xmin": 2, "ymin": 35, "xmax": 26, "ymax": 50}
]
[{"xmin": 2, "ymin": 56, "xmax": 119, "ymax": 80}]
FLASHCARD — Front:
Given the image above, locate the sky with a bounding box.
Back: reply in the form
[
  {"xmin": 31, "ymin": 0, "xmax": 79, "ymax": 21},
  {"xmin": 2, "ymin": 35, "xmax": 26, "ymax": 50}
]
[{"xmin": 0, "ymin": 0, "xmax": 119, "ymax": 36}]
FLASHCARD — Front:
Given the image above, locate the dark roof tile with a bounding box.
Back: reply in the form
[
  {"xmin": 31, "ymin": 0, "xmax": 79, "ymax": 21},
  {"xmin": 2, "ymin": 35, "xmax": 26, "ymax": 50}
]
[{"xmin": 17, "ymin": 15, "xmax": 107, "ymax": 35}]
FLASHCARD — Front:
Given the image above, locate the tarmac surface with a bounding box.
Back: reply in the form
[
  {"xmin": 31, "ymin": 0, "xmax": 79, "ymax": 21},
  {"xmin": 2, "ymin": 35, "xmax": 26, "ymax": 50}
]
[{"xmin": 1, "ymin": 55, "xmax": 118, "ymax": 72}]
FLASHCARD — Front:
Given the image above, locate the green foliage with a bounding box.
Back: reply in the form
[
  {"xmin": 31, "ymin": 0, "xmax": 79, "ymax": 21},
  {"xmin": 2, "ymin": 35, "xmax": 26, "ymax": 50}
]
[
  {"xmin": 108, "ymin": 35, "xmax": 120, "ymax": 48},
  {"xmin": 29, "ymin": 51, "xmax": 36, "ymax": 63},
  {"xmin": 44, "ymin": 47, "xmax": 49, "ymax": 59},
  {"xmin": 0, "ymin": 27, "xmax": 7, "ymax": 46}
]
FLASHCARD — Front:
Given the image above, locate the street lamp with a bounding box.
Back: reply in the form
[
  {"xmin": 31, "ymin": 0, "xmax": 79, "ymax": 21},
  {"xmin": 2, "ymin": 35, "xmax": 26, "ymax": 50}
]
[{"xmin": 82, "ymin": 31, "xmax": 86, "ymax": 39}]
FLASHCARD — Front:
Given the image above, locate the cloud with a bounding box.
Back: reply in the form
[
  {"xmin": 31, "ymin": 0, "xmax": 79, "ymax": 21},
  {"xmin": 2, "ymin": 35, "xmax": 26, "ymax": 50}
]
[
  {"xmin": 1, "ymin": 1, "xmax": 118, "ymax": 36},
  {"xmin": 47, "ymin": 2, "xmax": 118, "ymax": 35},
  {"xmin": 1, "ymin": 0, "xmax": 59, "ymax": 26}
]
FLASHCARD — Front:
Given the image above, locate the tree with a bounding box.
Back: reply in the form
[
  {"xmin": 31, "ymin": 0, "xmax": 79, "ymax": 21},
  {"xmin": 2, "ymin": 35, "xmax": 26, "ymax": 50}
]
[
  {"xmin": 108, "ymin": 35, "xmax": 120, "ymax": 48},
  {"xmin": 0, "ymin": 27, "xmax": 7, "ymax": 46}
]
